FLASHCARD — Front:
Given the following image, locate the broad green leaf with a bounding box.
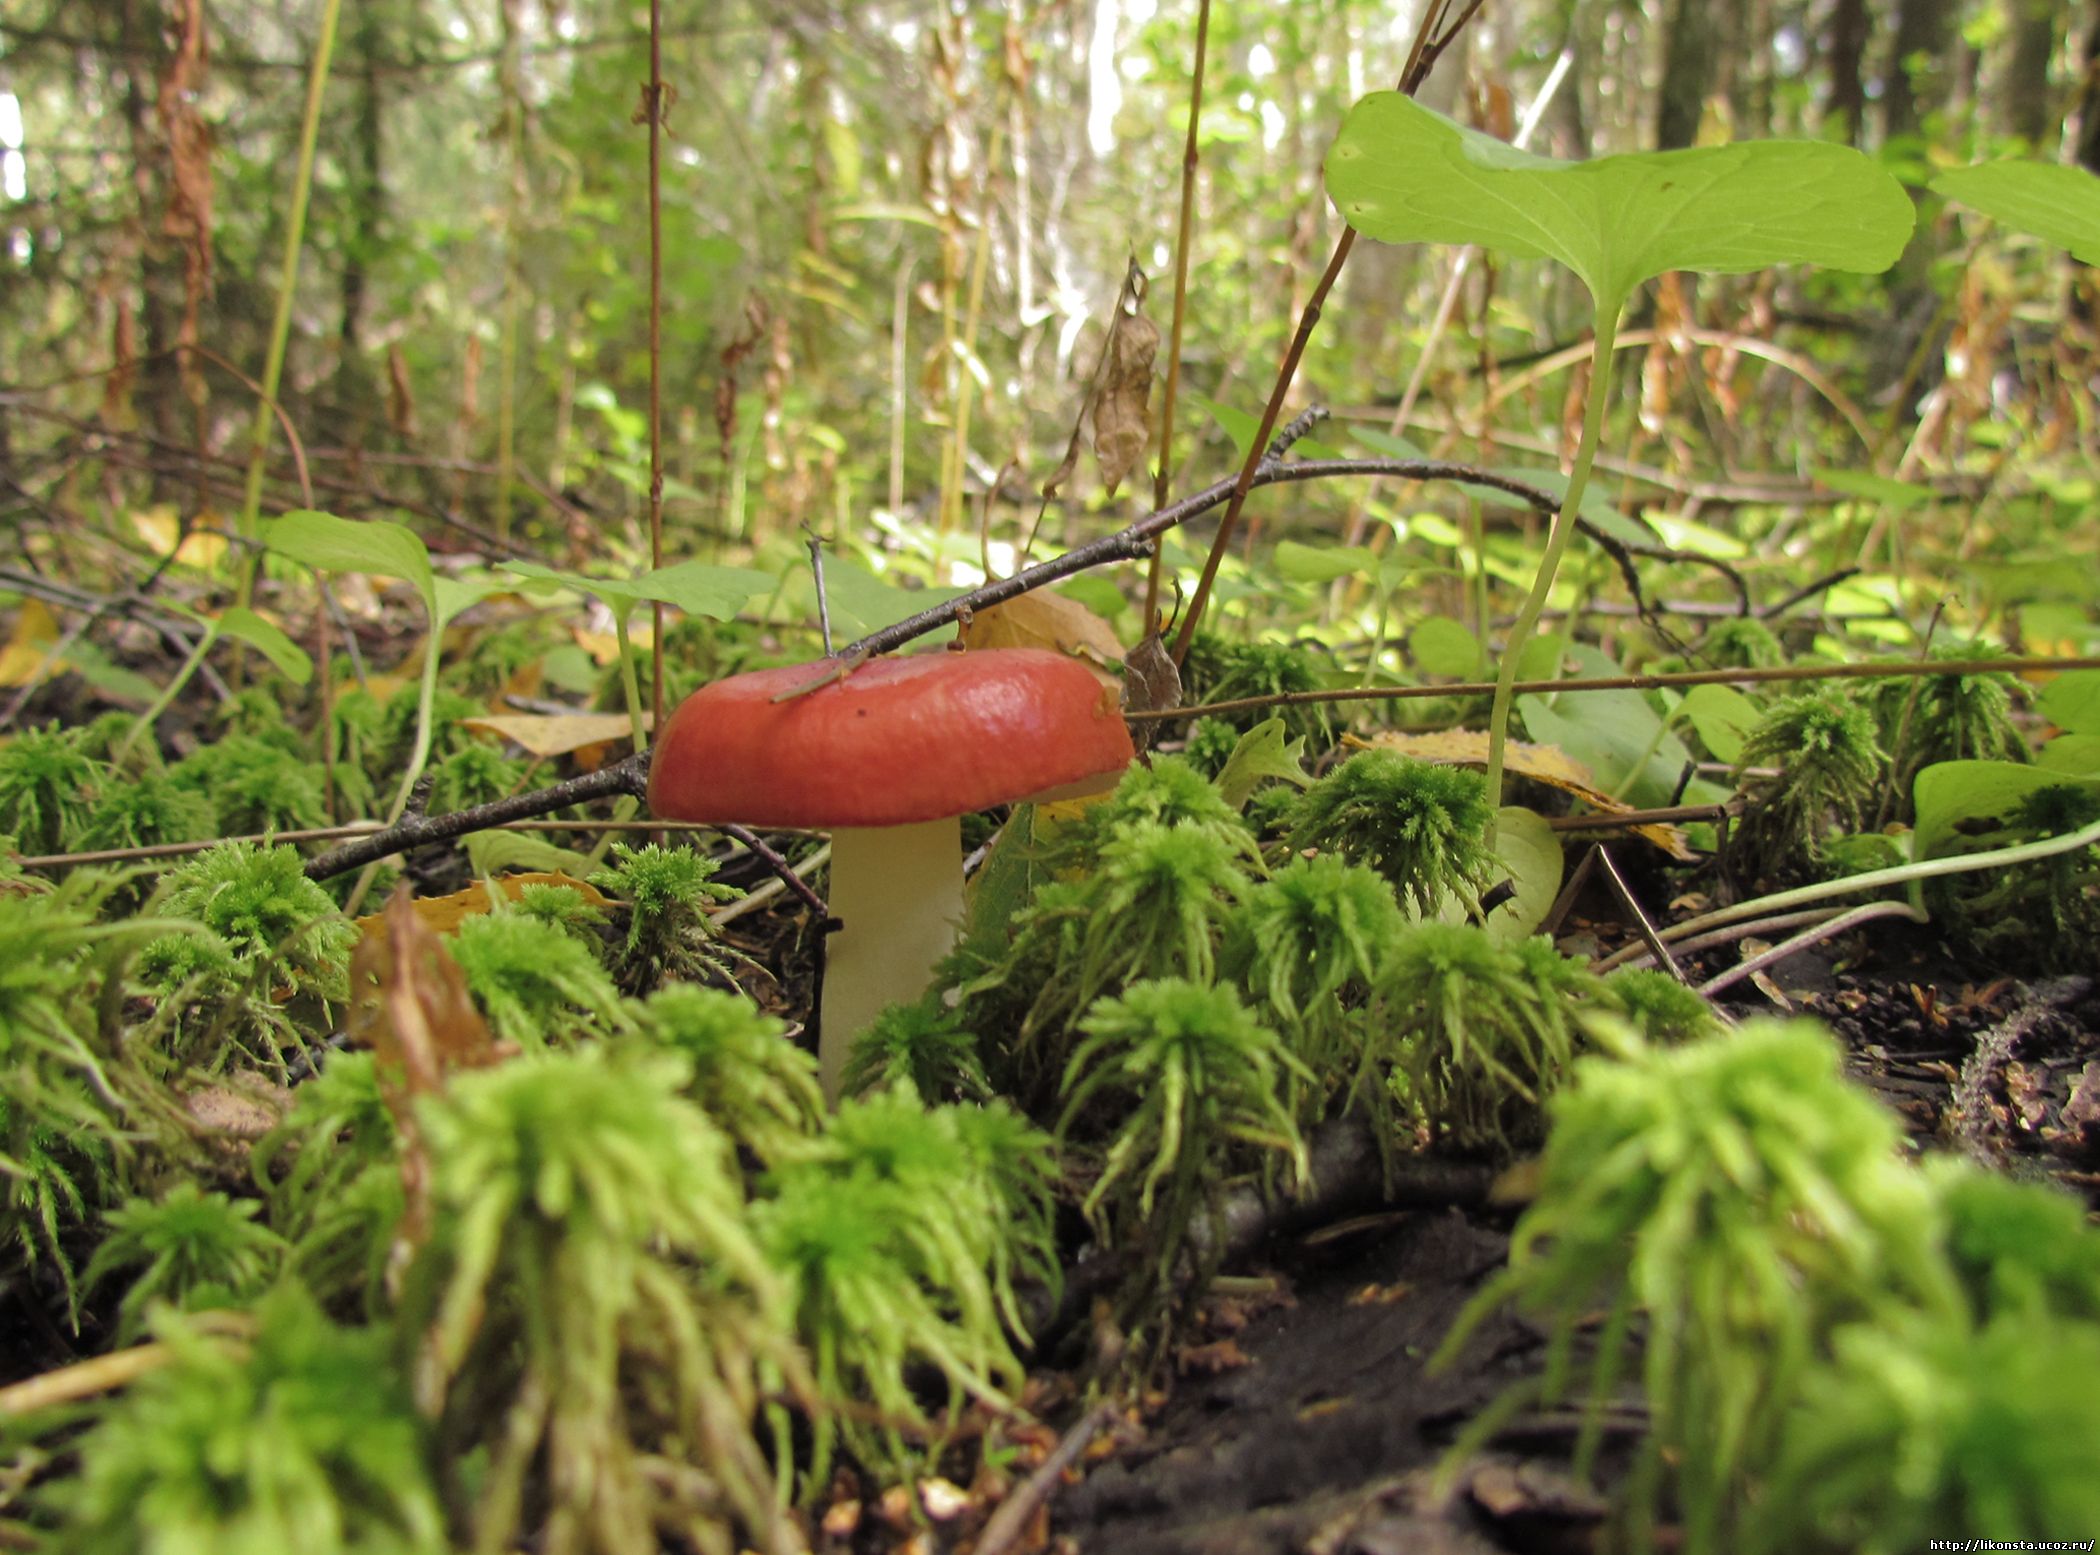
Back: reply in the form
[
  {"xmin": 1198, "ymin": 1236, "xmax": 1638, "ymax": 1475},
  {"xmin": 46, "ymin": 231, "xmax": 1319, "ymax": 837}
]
[
  {"xmin": 1933, "ymin": 160, "xmax": 2100, "ymax": 264},
  {"xmin": 820, "ymin": 555, "xmax": 966, "ymax": 636},
  {"xmin": 2038, "ymin": 734, "xmax": 2100, "ymax": 777},
  {"xmin": 1326, "ymin": 94, "xmax": 1914, "ymax": 311},
  {"xmin": 959, "ymin": 804, "xmax": 1046, "ymax": 969},
  {"xmin": 1675, "ymin": 683, "xmax": 1759, "ymax": 765},
  {"xmin": 64, "ymin": 640, "xmax": 161, "ymax": 707},
  {"xmin": 2037, "ymin": 668, "xmax": 2100, "ymax": 735},
  {"xmin": 1193, "ymin": 394, "xmax": 1260, "ymax": 465},
  {"xmin": 1518, "ymin": 643, "xmax": 1704, "ymax": 808},
  {"xmin": 1411, "ymin": 615, "xmax": 1482, "ymax": 678},
  {"xmin": 465, "ymin": 830, "xmax": 599, "ymax": 880},
  {"xmin": 213, "ymin": 607, "xmax": 313, "ymax": 686},
  {"xmin": 1811, "ymin": 467, "xmax": 1937, "ymax": 511},
  {"xmin": 432, "ymin": 576, "xmax": 506, "ymax": 628},
  {"xmin": 1480, "ymin": 805, "xmax": 1561, "ymax": 946},
  {"xmin": 1351, "ymin": 426, "xmax": 1428, "ymax": 461},
  {"xmin": 1273, "ymin": 539, "xmax": 1377, "ymax": 584},
  {"xmin": 1057, "ymin": 575, "xmax": 1130, "ymax": 621},
  {"xmin": 264, "ymin": 511, "xmax": 434, "ymax": 608},
  {"xmin": 1214, "ymin": 718, "xmax": 1311, "ymax": 811},
  {"xmin": 1914, "ymin": 759, "xmax": 2100, "ymax": 861},
  {"xmin": 501, "ymin": 560, "xmax": 771, "ymax": 622}
]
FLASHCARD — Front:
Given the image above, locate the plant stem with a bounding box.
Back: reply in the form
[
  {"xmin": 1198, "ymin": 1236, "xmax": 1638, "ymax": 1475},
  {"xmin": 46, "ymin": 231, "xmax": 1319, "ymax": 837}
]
[
  {"xmin": 613, "ymin": 609, "xmax": 649, "ymax": 755},
  {"xmin": 1483, "ymin": 300, "xmax": 1622, "ymax": 819},
  {"xmin": 385, "ymin": 627, "xmax": 443, "ymax": 825},
  {"xmin": 115, "ymin": 628, "xmax": 217, "ymax": 764},
  {"xmin": 233, "ymin": 0, "xmax": 342, "ymax": 617}
]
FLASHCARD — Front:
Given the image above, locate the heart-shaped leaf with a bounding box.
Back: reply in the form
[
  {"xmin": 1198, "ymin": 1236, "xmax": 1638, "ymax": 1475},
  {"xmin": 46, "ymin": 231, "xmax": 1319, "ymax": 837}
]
[
  {"xmin": 1933, "ymin": 160, "xmax": 2100, "ymax": 264},
  {"xmin": 1325, "ymin": 94, "xmax": 1914, "ymax": 312},
  {"xmin": 1214, "ymin": 718, "xmax": 1311, "ymax": 810}
]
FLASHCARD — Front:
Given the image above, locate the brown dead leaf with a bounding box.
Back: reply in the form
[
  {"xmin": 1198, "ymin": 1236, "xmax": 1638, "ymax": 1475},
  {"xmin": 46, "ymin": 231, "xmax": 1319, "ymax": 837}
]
[
  {"xmin": 1176, "ymin": 1337, "xmax": 1253, "ymax": 1375},
  {"xmin": 1092, "ymin": 306, "xmax": 1159, "ymax": 497},
  {"xmin": 350, "ymin": 885, "xmax": 504, "ymax": 1259},
  {"xmin": 1122, "ymin": 630, "xmax": 1182, "ymax": 752},
  {"xmin": 1349, "ymin": 728, "xmax": 1696, "ymax": 861},
  {"xmin": 461, "ymin": 712, "xmax": 652, "ymax": 760},
  {"xmin": 354, "ymin": 872, "xmax": 610, "ymax": 943}
]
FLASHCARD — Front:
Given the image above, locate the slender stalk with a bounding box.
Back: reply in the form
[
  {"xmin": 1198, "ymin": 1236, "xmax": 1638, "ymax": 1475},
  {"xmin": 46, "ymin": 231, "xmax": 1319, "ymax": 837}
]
[
  {"xmin": 1483, "ymin": 302, "xmax": 1621, "ymax": 818},
  {"xmin": 114, "ymin": 627, "xmax": 217, "ymax": 764},
  {"xmin": 384, "ymin": 630, "xmax": 443, "ymax": 825},
  {"xmin": 942, "ymin": 121, "xmax": 1004, "ymax": 535},
  {"xmin": 612, "ymin": 610, "xmax": 649, "ymax": 755},
  {"xmin": 1141, "ymin": 0, "xmax": 1211, "ymax": 629},
  {"xmin": 645, "ymin": 0, "xmax": 667, "ymax": 737},
  {"xmin": 233, "ymin": 0, "xmax": 342, "ymax": 615}
]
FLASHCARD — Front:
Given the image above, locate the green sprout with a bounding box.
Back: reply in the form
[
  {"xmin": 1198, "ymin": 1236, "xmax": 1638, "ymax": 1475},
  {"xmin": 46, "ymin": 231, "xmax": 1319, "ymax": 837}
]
[
  {"xmin": 1286, "ymin": 750, "xmax": 1497, "ymax": 919},
  {"xmin": 1059, "ymin": 978, "xmax": 1309, "ymax": 1315},
  {"xmin": 1438, "ymin": 1019, "xmax": 1958, "ymax": 1555},
  {"xmin": 448, "ymin": 909, "xmax": 632, "ymax": 1047},
  {"xmin": 44, "ymin": 1284, "xmax": 446, "ymax": 1555},
  {"xmin": 1377, "ymin": 924, "xmax": 1588, "ymax": 1156},
  {"xmin": 251, "ymin": 1052, "xmax": 402, "ymax": 1311},
  {"xmin": 1733, "ymin": 689, "xmax": 1886, "ymax": 882},
  {"xmin": 588, "ymin": 841, "xmax": 741, "ymax": 994},
  {"xmin": 841, "ymin": 995, "xmax": 992, "ymax": 1104},
  {"xmin": 1747, "ymin": 1308, "xmax": 2100, "ymax": 1555},
  {"xmin": 82, "ymin": 1183, "xmax": 286, "ymax": 1344},
  {"xmin": 0, "ymin": 724, "xmax": 107, "ymax": 854},
  {"xmin": 404, "ymin": 1045, "xmax": 796, "ymax": 1555},
  {"xmin": 1224, "ymin": 853, "xmax": 1402, "ymax": 1116},
  {"xmin": 756, "ymin": 1086, "xmax": 1056, "ymax": 1485},
  {"xmin": 632, "ymin": 983, "xmax": 823, "ymax": 1165}
]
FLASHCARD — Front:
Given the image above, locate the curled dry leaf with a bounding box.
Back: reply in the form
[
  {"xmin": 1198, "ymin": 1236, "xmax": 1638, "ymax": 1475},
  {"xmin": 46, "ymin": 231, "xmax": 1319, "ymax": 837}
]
[
  {"xmin": 1122, "ymin": 630, "xmax": 1182, "ymax": 751},
  {"xmin": 1092, "ymin": 306, "xmax": 1160, "ymax": 497},
  {"xmin": 350, "ymin": 884, "xmax": 503, "ymax": 1257},
  {"xmin": 353, "ymin": 872, "xmax": 610, "ymax": 942},
  {"xmin": 958, "ymin": 591, "xmax": 1126, "ymax": 693},
  {"xmin": 462, "ymin": 711, "xmax": 654, "ymax": 759}
]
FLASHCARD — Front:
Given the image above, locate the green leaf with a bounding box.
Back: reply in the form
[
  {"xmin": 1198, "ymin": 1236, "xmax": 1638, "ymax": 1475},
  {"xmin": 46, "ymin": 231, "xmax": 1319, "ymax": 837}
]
[
  {"xmin": 502, "ymin": 559, "xmax": 771, "ymax": 621},
  {"xmin": 1273, "ymin": 539, "xmax": 1377, "ymax": 584},
  {"xmin": 1933, "ymin": 160, "xmax": 2100, "ymax": 264},
  {"xmin": 212, "ymin": 607, "xmax": 312, "ymax": 686},
  {"xmin": 1351, "ymin": 426, "xmax": 1428, "ymax": 460},
  {"xmin": 1472, "ymin": 466, "xmax": 1659, "ymax": 547},
  {"xmin": 465, "ymin": 830, "xmax": 598, "ymax": 879},
  {"xmin": 263, "ymin": 511, "xmax": 434, "ymax": 609},
  {"xmin": 1811, "ymin": 467, "xmax": 1938, "ymax": 511},
  {"xmin": 1411, "ymin": 615, "xmax": 1482, "ymax": 678},
  {"xmin": 959, "ymin": 804, "xmax": 1047, "ymax": 969},
  {"xmin": 1057, "ymin": 576, "xmax": 1129, "ymax": 621},
  {"xmin": 1518, "ymin": 644, "xmax": 1706, "ymax": 808},
  {"xmin": 819, "ymin": 556, "xmax": 966, "ymax": 636},
  {"xmin": 1913, "ymin": 759, "xmax": 2100, "ymax": 861},
  {"xmin": 2038, "ymin": 734, "xmax": 2100, "ymax": 777},
  {"xmin": 1214, "ymin": 718, "xmax": 1312, "ymax": 811},
  {"xmin": 1480, "ymin": 805, "xmax": 1561, "ymax": 946},
  {"xmin": 432, "ymin": 576, "xmax": 505, "ymax": 628},
  {"xmin": 1192, "ymin": 394, "xmax": 1260, "ymax": 465},
  {"xmin": 1326, "ymin": 94, "xmax": 1914, "ymax": 311},
  {"xmin": 2038, "ymin": 669, "xmax": 2100, "ymax": 735},
  {"xmin": 1675, "ymin": 683, "xmax": 1759, "ymax": 765}
]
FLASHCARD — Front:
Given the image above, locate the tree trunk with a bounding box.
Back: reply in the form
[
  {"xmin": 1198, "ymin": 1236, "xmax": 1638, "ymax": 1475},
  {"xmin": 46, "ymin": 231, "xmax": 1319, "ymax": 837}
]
[
  {"xmin": 1998, "ymin": 0, "xmax": 2061, "ymax": 148},
  {"xmin": 1883, "ymin": 0, "xmax": 1959, "ymax": 143},
  {"xmin": 1825, "ymin": 0, "xmax": 1871, "ymax": 143},
  {"xmin": 1654, "ymin": 0, "xmax": 1722, "ymax": 149}
]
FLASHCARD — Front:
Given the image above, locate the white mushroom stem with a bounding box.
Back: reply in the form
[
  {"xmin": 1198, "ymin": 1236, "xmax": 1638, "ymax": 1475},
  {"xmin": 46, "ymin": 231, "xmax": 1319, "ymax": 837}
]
[{"xmin": 819, "ymin": 818, "xmax": 966, "ymax": 1103}]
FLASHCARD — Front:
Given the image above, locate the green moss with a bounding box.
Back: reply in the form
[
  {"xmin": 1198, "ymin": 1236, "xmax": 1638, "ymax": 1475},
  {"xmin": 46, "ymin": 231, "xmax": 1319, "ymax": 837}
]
[
  {"xmin": 1733, "ymin": 689, "xmax": 1885, "ymax": 882},
  {"xmin": 449, "ymin": 910, "xmax": 631, "ymax": 1047},
  {"xmin": 0, "ymin": 724, "xmax": 108, "ymax": 853},
  {"xmin": 1287, "ymin": 749, "xmax": 1497, "ymax": 919},
  {"xmin": 633, "ymin": 983, "xmax": 823, "ymax": 1164},
  {"xmin": 83, "ymin": 1182, "xmax": 286, "ymax": 1344}
]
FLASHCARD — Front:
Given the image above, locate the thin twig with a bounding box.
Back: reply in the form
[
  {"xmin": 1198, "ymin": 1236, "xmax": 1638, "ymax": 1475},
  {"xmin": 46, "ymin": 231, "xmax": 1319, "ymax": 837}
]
[
  {"xmin": 1595, "ymin": 845, "xmax": 1684, "ymax": 983},
  {"xmin": 1697, "ymin": 899, "xmax": 1927, "ymax": 997},
  {"xmin": 974, "ymin": 1402, "xmax": 1121, "ymax": 1555},
  {"xmin": 718, "ymin": 823, "xmax": 830, "ymax": 920}
]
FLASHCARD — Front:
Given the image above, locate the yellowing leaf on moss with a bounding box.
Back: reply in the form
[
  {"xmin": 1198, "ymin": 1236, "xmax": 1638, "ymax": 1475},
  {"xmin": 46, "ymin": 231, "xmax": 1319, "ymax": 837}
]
[
  {"xmin": 959, "ymin": 591, "xmax": 1126, "ymax": 690},
  {"xmin": 462, "ymin": 712, "xmax": 653, "ymax": 759},
  {"xmin": 0, "ymin": 600, "xmax": 62, "ymax": 688},
  {"xmin": 355, "ymin": 872, "xmax": 611, "ymax": 943},
  {"xmin": 1349, "ymin": 727, "xmax": 1695, "ymax": 860}
]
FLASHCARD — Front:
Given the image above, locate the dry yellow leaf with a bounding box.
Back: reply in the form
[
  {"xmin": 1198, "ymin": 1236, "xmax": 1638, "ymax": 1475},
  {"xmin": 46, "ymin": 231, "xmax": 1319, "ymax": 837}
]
[
  {"xmin": 131, "ymin": 505, "xmax": 229, "ymax": 571},
  {"xmin": 462, "ymin": 712, "xmax": 653, "ymax": 759},
  {"xmin": 959, "ymin": 592, "xmax": 1124, "ymax": 692},
  {"xmin": 355, "ymin": 872, "xmax": 611, "ymax": 943},
  {"xmin": 1349, "ymin": 728, "xmax": 1696, "ymax": 860},
  {"xmin": 0, "ymin": 600, "xmax": 61, "ymax": 688},
  {"xmin": 571, "ymin": 622, "xmax": 653, "ymax": 665}
]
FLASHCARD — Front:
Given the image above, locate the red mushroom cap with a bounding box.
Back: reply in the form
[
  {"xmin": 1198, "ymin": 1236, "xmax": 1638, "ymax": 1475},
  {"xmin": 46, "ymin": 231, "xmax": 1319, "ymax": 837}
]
[{"xmin": 648, "ymin": 649, "xmax": 1135, "ymax": 829}]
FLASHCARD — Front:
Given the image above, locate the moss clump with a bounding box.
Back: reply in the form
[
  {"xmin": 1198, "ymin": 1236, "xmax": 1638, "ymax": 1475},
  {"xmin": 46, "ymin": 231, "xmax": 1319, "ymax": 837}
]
[
  {"xmin": 842, "ymin": 995, "xmax": 990, "ymax": 1105},
  {"xmin": 633, "ymin": 983, "xmax": 823, "ymax": 1164},
  {"xmin": 589, "ymin": 841, "xmax": 741, "ymax": 994},
  {"xmin": 82, "ymin": 1182, "xmax": 286, "ymax": 1344},
  {"xmin": 1287, "ymin": 749, "xmax": 1497, "ymax": 919},
  {"xmin": 0, "ymin": 724, "xmax": 107, "ymax": 853},
  {"xmin": 448, "ymin": 909, "xmax": 630, "ymax": 1047},
  {"xmin": 1733, "ymin": 690, "xmax": 1885, "ymax": 882}
]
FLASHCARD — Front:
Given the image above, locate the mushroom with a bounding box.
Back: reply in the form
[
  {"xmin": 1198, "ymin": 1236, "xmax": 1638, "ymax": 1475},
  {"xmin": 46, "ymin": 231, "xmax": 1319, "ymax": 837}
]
[{"xmin": 648, "ymin": 648, "xmax": 1135, "ymax": 1100}]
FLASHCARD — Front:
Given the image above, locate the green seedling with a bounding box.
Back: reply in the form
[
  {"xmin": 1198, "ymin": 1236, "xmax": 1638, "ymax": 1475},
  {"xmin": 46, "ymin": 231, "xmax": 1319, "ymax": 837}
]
[
  {"xmin": 403, "ymin": 1045, "xmax": 796, "ymax": 1555},
  {"xmin": 587, "ymin": 841, "xmax": 741, "ymax": 994},
  {"xmin": 1732, "ymin": 689, "xmax": 1886, "ymax": 882},
  {"xmin": 1326, "ymin": 95, "xmax": 1912, "ymax": 818},
  {"xmin": 0, "ymin": 724, "xmax": 106, "ymax": 854},
  {"xmin": 1058, "ymin": 978, "xmax": 1309, "ymax": 1322},
  {"xmin": 756, "ymin": 1087, "xmax": 1054, "ymax": 1487},
  {"xmin": 841, "ymin": 995, "xmax": 992, "ymax": 1104},
  {"xmin": 43, "ymin": 1284, "xmax": 446, "ymax": 1555},
  {"xmin": 82, "ymin": 1182, "xmax": 286, "ymax": 1344},
  {"xmin": 1378, "ymin": 923, "xmax": 1592, "ymax": 1156},
  {"xmin": 1437, "ymin": 1018, "xmax": 1959, "ymax": 1555},
  {"xmin": 633, "ymin": 984, "xmax": 824, "ymax": 1165},
  {"xmin": 448, "ymin": 908, "xmax": 632, "ymax": 1048},
  {"xmin": 251, "ymin": 1051, "xmax": 402, "ymax": 1310},
  {"xmin": 1286, "ymin": 748, "xmax": 1497, "ymax": 919}
]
